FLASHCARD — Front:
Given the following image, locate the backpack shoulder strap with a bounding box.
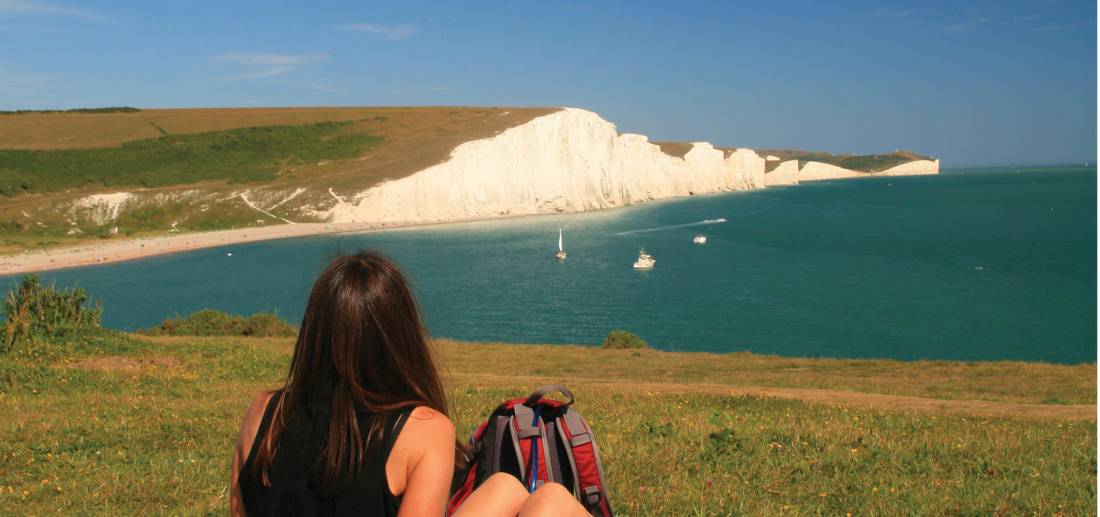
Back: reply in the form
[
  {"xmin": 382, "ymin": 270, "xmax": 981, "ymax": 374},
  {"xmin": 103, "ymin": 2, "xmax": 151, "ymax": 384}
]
[{"xmin": 560, "ymin": 408, "xmax": 614, "ymax": 517}]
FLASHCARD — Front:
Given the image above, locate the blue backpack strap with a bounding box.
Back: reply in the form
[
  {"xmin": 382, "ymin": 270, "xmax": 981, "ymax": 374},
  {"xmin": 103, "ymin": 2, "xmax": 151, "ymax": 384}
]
[{"xmin": 512, "ymin": 403, "xmax": 540, "ymax": 490}]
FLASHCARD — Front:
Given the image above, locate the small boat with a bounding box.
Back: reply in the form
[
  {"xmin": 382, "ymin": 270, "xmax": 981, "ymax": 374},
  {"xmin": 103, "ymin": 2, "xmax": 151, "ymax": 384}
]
[
  {"xmin": 633, "ymin": 249, "xmax": 655, "ymax": 269},
  {"xmin": 555, "ymin": 227, "xmax": 567, "ymax": 261},
  {"xmin": 703, "ymin": 218, "xmax": 727, "ymax": 224},
  {"xmin": 693, "ymin": 234, "xmax": 707, "ymax": 245}
]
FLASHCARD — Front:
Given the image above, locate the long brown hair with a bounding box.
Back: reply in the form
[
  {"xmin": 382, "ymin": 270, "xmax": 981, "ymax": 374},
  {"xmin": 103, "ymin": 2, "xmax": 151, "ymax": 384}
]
[{"xmin": 252, "ymin": 251, "xmax": 450, "ymax": 491}]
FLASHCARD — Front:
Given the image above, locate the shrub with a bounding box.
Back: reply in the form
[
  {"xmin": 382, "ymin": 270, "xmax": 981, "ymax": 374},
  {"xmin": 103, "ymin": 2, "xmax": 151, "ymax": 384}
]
[
  {"xmin": 602, "ymin": 330, "xmax": 648, "ymax": 349},
  {"xmin": 241, "ymin": 312, "xmax": 297, "ymax": 337},
  {"xmin": 1, "ymin": 274, "xmax": 101, "ymax": 352},
  {"xmin": 141, "ymin": 309, "xmax": 296, "ymax": 337}
]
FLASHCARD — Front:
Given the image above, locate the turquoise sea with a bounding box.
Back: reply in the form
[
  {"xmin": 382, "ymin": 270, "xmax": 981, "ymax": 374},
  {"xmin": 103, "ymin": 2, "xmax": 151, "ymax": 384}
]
[{"xmin": 4, "ymin": 166, "xmax": 1095, "ymax": 363}]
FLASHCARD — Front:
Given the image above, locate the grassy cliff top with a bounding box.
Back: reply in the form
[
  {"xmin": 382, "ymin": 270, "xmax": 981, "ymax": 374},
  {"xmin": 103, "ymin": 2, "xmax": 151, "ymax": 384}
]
[
  {"xmin": 0, "ymin": 106, "xmax": 557, "ymax": 150},
  {"xmin": 0, "ymin": 107, "xmax": 558, "ymax": 193}
]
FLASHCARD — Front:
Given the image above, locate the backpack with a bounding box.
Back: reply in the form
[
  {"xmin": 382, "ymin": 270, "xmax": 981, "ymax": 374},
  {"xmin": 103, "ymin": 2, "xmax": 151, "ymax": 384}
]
[{"xmin": 447, "ymin": 385, "xmax": 613, "ymax": 517}]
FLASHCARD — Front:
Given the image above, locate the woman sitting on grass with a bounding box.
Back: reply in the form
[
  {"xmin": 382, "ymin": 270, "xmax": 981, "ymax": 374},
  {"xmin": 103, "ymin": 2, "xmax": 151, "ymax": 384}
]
[{"xmin": 229, "ymin": 252, "xmax": 588, "ymax": 516}]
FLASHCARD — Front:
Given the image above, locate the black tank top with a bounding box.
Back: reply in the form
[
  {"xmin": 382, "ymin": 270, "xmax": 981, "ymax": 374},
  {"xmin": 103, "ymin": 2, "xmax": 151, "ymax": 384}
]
[{"xmin": 238, "ymin": 391, "xmax": 413, "ymax": 516}]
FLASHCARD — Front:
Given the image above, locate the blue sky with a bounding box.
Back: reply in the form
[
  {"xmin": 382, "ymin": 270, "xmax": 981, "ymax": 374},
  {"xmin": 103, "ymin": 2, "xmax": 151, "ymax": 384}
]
[{"xmin": 1, "ymin": 0, "xmax": 1095, "ymax": 166}]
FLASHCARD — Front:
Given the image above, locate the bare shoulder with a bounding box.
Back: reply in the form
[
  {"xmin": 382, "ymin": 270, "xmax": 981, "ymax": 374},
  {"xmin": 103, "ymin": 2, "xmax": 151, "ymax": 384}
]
[
  {"xmin": 386, "ymin": 405, "xmax": 455, "ymax": 497},
  {"xmin": 237, "ymin": 391, "xmax": 277, "ymax": 454},
  {"xmin": 404, "ymin": 406, "xmax": 455, "ymax": 442}
]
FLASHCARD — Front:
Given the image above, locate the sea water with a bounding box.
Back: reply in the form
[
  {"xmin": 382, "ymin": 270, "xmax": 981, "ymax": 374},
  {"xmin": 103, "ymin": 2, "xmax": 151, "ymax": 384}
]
[{"xmin": 4, "ymin": 166, "xmax": 1095, "ymax": 363}]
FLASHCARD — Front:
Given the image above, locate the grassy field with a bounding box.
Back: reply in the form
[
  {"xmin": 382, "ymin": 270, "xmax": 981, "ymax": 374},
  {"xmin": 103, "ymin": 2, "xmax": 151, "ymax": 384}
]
[
  {"xmin": 0, "ymin": 331, "xmax": 1094, "ymax": 515},
  {"xmin": 0, "ymin": 121, "xmax": 382, "ymax": 196},
  {"xmin": 0, "ymin": 107, "xmax": 557, "ymax": 253}
]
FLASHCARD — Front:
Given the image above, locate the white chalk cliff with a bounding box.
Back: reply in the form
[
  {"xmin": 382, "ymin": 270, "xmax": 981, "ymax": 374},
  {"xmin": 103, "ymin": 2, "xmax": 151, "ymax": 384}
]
[
  {"xmin": 797, "ymin": 159, "xmax": 940, "ymax": 182},
  {"xmin": 324, "ymin": 108, "xmax": 938, "ymax": 224}
]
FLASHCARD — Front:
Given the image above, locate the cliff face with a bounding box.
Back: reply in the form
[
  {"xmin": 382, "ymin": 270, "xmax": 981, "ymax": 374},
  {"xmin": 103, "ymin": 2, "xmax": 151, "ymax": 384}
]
[
  {"xmin": 325, "ymin": 108, "xmax": 939, "ymax": 224},
  {"xmin": 327, "ymin": 109, "xmax": 765, "ymax": 224},
  {"xmin": 798, "ymin": 159, "xmax": 940, "ymax": 182},
  {"xmin": 764, "ymin": 160, "xmax": 800, "ymax": 186}
]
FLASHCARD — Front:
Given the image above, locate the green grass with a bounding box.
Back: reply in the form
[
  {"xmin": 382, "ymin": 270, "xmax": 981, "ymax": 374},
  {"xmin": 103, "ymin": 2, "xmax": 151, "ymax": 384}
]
[
  {"xmin": 0, "ymin": 331, "xmax": 1093, "ymax": 515},
  {"xmin": 439, "ymin": 341, "xmax": 1096, "ymax": 406},
  {"xmin": 0, "ymin": 121, "xmax": 382, "ymax": 196}
]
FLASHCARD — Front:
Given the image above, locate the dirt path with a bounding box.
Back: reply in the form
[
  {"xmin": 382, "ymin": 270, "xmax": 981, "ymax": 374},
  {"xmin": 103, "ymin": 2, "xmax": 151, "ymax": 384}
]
[{"xmin": 450, "ymin": 372, "xmax": 1096, "ymax": 421}]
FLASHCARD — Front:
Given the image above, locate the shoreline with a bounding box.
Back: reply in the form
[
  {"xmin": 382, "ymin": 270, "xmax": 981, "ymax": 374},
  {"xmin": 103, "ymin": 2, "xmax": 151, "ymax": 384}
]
[
  {"xmin": 0, "ymin": 208, "xmax": 634, "ymax": 276},
  {"xmin": 0, "ymin": 170, "xmax": 942, "ymax": 276},
  {"xmin": 0, "ymin": 182, "xmax": 754, "ymax": 276}
]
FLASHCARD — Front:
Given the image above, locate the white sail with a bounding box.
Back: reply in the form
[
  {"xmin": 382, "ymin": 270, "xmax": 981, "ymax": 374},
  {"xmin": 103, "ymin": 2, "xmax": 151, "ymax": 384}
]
[{"xmin": 558, "ymin": 227, "xmax": 564, "ymax": 252}]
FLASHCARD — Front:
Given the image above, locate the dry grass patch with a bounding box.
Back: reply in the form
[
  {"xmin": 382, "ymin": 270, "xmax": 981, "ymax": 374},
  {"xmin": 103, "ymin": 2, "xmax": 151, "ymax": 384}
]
[
  {"xmin": 435, "ymin": 339, "xmax": 1096, "ymax": 406},
  {"xmin": 69, "ymin": 355, "xmax": 179, "ymax": 372}
]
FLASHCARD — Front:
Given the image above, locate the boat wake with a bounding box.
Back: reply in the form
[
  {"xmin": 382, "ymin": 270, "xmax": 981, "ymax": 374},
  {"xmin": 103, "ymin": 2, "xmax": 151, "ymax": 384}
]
[{"xmin": 613, "ymin": 218, "xmax": 727, "ymax": 236}]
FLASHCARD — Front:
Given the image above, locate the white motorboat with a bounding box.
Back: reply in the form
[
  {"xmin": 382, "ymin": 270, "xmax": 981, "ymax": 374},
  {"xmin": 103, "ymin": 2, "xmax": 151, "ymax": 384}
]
[
  {"xmin": 633, "ymin": 249, "xmax": 655, "ymax": 269},
  {"xmin": 555, "ymin": 227, "xmax": 567, "ymax": 261},
  {"xmin": 693, "ymin": 234, "xmax": 707, "ymax": 245}
]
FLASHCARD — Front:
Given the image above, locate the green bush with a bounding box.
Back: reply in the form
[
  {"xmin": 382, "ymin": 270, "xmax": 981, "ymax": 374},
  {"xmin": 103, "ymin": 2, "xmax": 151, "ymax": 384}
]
[
  {"xmin": 141, "ymin": 309, "xmax": 296, "ymax": 337},
  {"xmin": 1, "ymin": 274, "xmax": 101, "ymax": 352},
  {"xmin": 602, "ymin": 330, "xmax": 648, "ymax": 349}
]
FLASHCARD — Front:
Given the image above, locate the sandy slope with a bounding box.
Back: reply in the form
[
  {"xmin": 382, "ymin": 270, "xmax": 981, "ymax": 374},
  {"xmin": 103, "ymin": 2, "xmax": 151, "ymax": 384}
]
[
  {"xmin": 0, "ymin": 222, "xmax": 349, "ymax": 275},
  {"xmin": 0, "ymin": 211, "xmax": 586, "ymax": 275}
]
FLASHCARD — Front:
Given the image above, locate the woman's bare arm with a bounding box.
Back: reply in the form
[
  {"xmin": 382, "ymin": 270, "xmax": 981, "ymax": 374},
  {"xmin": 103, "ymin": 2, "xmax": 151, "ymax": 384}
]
[
  {"xmin": 230, "ymin": 392, "xmax": 275, "ymax": 517},
  {"xmin": 390, "ymin": 406, "xmax": 456, "ymax": 517}
]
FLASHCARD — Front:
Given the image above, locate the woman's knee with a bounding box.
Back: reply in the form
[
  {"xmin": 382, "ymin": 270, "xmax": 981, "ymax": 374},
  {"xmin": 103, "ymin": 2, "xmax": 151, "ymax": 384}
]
[
  {"xmin": 453, "ymin": 473, "xmax": 528, "ymax": 517},
  {"xmin": 520, "ymin": 482, "xmax": 585, "ymax": 516},
  {"xmin": 482, "ymin": 472, "xmax": 527, "ymax": 497}
]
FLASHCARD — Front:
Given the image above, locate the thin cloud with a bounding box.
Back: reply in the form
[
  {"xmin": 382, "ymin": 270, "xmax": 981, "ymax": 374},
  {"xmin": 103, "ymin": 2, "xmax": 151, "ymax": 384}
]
[
  {"xmin": 942, "ymin": 16, "xmax": 992, "ymax": 33},
  {"xmin": 338, "ymin": 22, "xmax": 415, "ymax": 39},
  {"xmin": 211, "ymin": 52, "xmax": 330, "ymax": 82},
  {"xmin": 214, "ymin": 66, "xmax": 295, "ymax": 82},
  {"xmin": 214, "ymin": 52, "xmax": 330, "ymax": 67},
  {"xmin": 0, "ymin": 0, "xmax": 110, "ymax": 22},
  {"xmin": 1034, "ymin": 20, "xmax": 1092, "ymax": 32},
  {"xmin": 943, "ymin": 21, "xmax": 975, "ymax": 33}
]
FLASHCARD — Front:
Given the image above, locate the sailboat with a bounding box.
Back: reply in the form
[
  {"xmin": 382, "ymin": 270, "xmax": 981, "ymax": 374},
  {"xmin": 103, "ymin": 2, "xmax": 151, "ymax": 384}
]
[{"xmin": 555, "ymin": 227, "xmax": 567, "ymax": 261}]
